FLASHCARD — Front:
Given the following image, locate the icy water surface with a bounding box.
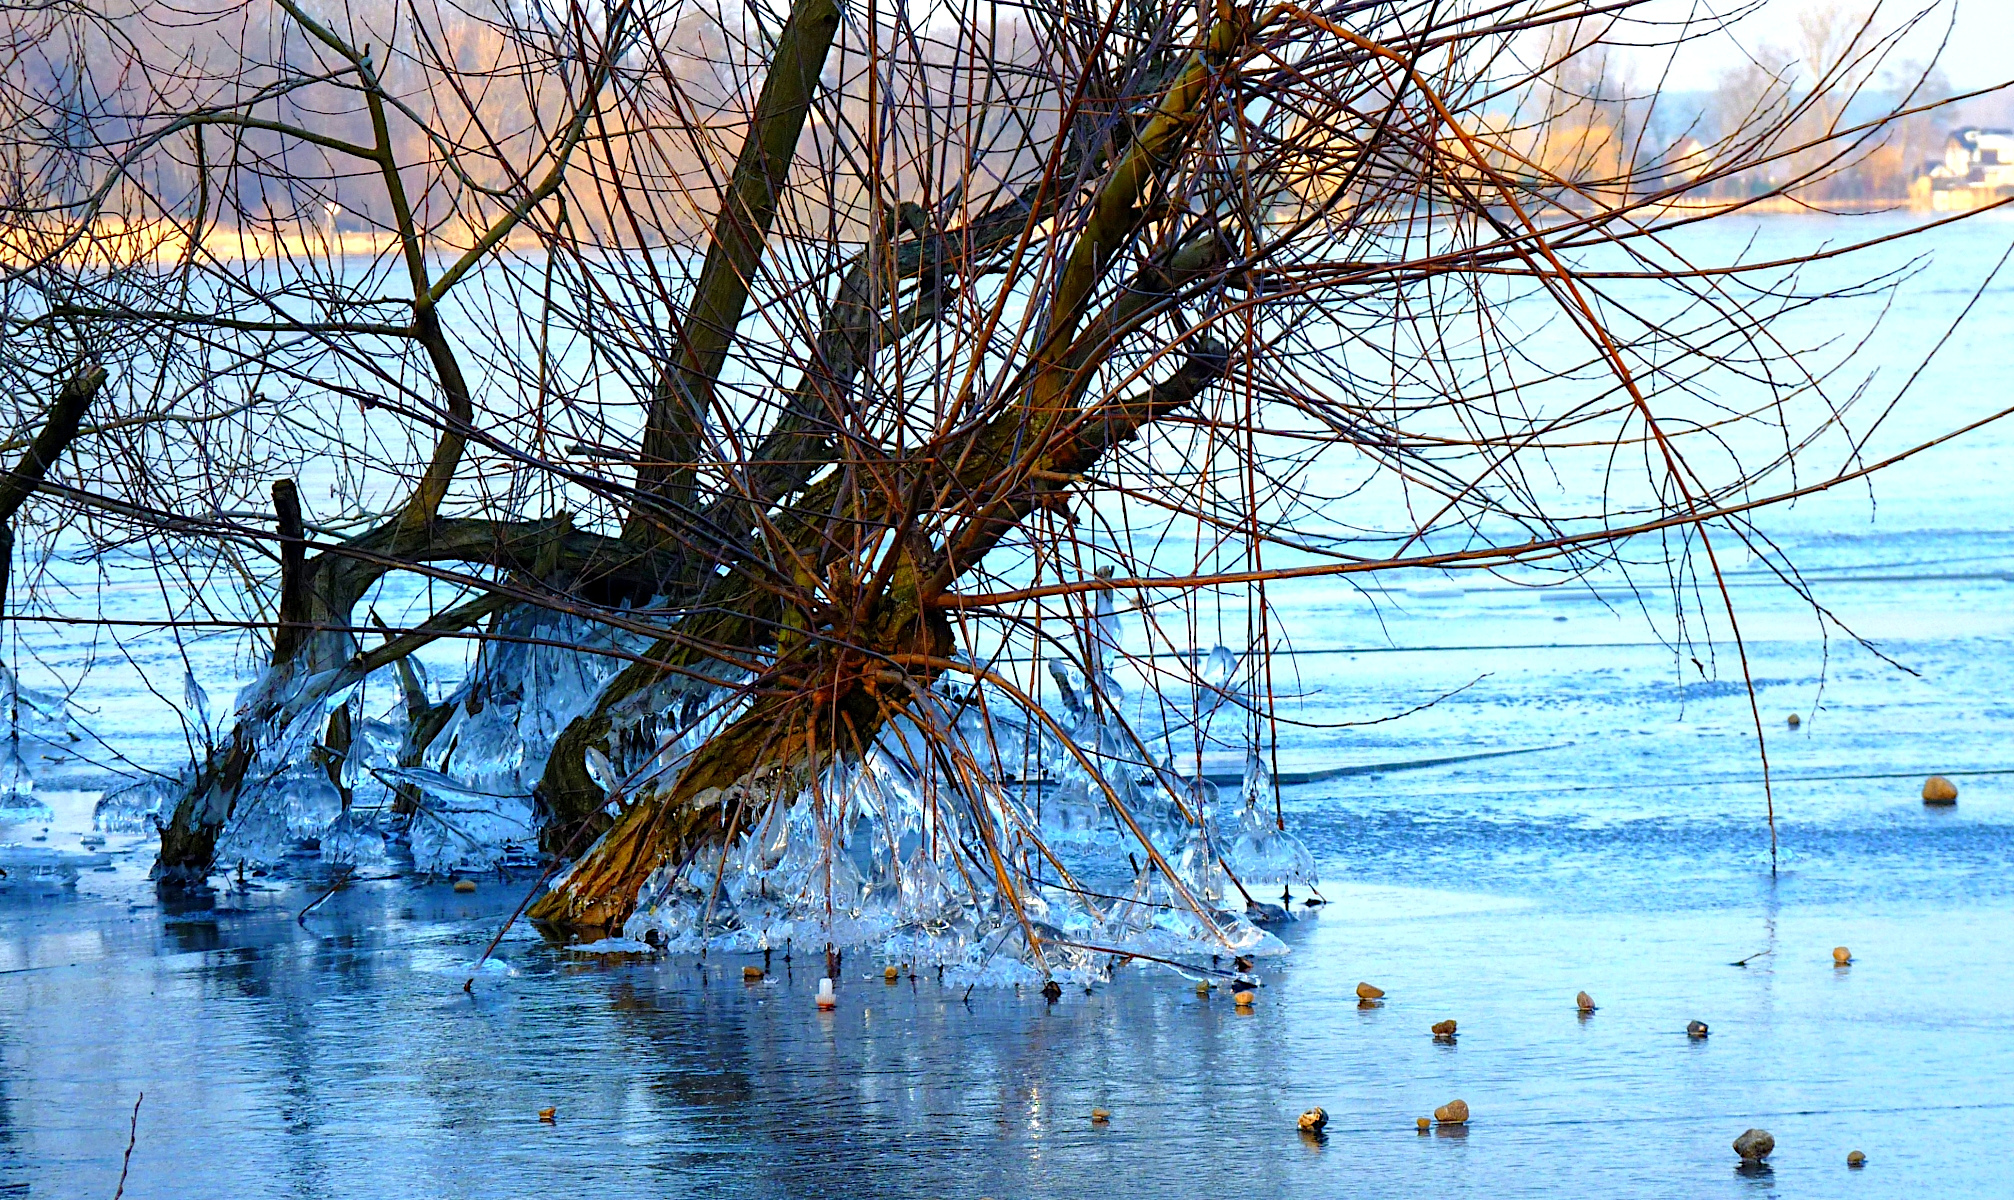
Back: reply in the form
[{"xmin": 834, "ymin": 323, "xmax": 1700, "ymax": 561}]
[
  {"xmin": 3, "ymin": 809, "xmax": 2010, "ymax": 1199},
  {"xmin": 5, "ymin": 211, "xmax": 2014, "ymax": 1196}
]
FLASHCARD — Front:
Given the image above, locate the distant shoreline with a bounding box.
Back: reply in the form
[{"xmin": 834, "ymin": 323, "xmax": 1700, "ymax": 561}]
[{"xmin": 12, "ymin": 194, "xmax": 2007, "ymax": 272}]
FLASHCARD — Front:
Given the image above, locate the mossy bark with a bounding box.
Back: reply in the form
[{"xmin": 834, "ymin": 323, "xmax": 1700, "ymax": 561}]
[{"xmin": 530, "ymin": 543, "xmax": 952, "ymax": 931}]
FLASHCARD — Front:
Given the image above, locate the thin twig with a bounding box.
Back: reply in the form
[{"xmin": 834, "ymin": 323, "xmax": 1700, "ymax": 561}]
[
  {"xmin": 111, "ymin": 1092, "xmax": 142, "ymax": 1200},
  {"xmin": 463, "ymin": 858, "xmax": 566, "ymax": 993}
]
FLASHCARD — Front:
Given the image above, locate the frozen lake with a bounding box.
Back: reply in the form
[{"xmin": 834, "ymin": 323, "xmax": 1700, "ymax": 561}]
[{"xmin": 4, "ymin": 210, "xmax": 2014, "ymax": 1196}]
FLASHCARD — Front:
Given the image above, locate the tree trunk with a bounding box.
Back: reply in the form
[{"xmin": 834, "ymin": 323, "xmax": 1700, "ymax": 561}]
[{"xmin": 0, "ymin": 365, "xmax": 107, "ymax": 614}]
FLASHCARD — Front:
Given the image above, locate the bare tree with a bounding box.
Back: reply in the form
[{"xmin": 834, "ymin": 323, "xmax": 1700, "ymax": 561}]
[
  {"xmin": 0, "ymin": 0, "xmax": 2003, "ymax": 979},
  {"xmin": 1708, "ymin": 0, "xmax": 1961, "ymax": 201}
]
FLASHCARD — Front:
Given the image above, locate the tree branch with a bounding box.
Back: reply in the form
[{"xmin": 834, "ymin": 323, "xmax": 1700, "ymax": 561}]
[
  {"xmin": 626, "ymin": 0, "xmax": 845, "ymax": 543},
  {"xmin": 0, "ymin": 364, "xmax": 107, "ymax": 614}
]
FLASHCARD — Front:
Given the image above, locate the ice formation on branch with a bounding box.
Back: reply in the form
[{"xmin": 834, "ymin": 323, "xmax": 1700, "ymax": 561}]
[
  {"xmin": 590, "ymin": 599, "xmax": 1315, "ymax": 983},
  {"xmin": 125, "ymin": 590, "xmax": 1319, "ymax": 984},
  {"xmin": 1, "ymin": 665, "xmax": 79, "ymax": 826}
]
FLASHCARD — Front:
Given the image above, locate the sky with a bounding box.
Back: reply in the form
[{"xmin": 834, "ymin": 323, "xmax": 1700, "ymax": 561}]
[{"xmin": 1624, "ymin": 1, "xmax": 2013, "ymax": 93}]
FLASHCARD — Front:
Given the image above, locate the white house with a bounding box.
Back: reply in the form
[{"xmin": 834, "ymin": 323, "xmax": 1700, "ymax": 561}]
[
  {"xmin": 1933, "ymin": 128, "xmax": 2014, "ymax": 188},
  {"xmin": 1913, "ymin": 127, "xmax": 2014, "ymax": 210}
]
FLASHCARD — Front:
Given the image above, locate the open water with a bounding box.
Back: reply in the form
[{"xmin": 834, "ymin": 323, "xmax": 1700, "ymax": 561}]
[{"xmin": 4, "ymin": 211, "xmax": 2014, "ymax": 1197}]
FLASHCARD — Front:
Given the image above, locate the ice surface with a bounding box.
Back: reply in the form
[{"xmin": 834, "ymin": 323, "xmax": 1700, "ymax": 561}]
[
  {"xmin": 566, "ymin": 937, "xmax": 654, "ymax": 954},
  {"xmin": 0, "ymin": 844, "xmax": 112, "ymax": 887}
]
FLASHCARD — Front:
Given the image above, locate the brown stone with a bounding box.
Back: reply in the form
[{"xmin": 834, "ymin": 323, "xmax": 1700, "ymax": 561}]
[
  {"xmin": 1576, "ymin": 991, "xmax": 1596, "ymax": 1012},
  {"xmin": 1431, "ymin": 1019, "xmax": 1457, "ymax": 1036},
  {"xmin": 452, "ymin": 879, "xmax": 476, "ymax": 893},
  {"xmin": 1433, "ymin": 1099, "xmax": 1468, "ymax": 1125},
  {"xmin": 1787, "ymin": 713, "xmax": 1801, "ymax": 728},
  {"xmin": 1847, "ymin": 1150, "xmax": 1866, "ymax": 1167},
  {"xmin": 1687, "ymin": 1020, "xmax": 1709, "ymax": 1039},
  {"xmin": 1091, "ymin": 1108, "xmax": 1111, "ymax": 1124},
  {"xmin": 1416, "ymin": 1116, "xmax": 1430, "ymax": 1132},
  {"xmin": 1297, "ymin": 1107, "xmax": 1328, "ymax": 1132},
  {"xmin": 1832, "ymin": 946, "xmax": 1852, "ymax": 965},
  {"xmin": 1923, "ymin": 775, "xmax": 1958, "ymax": 804},
  {"xmin": 538, "ymin": 1107, "xmax": 556, "ymax": 1123},
  {"xmin": 1355, "ymin": 981, "xmax": 1385, "ymax": 1000},
  {"xmin": 743, "ymin": 965, "xmax": 764, "ymax": 981},
  {"xmin": 884, "ymin": 964, "xmax": 900, "ymax": 982},
  {"xmin": 1233, "ymin": 989, "xmax": 1257, "ymax": 1007},
  {"xmin": 1733, "ymin": 1128, "xmax": 1774, "ymax": 1161}
]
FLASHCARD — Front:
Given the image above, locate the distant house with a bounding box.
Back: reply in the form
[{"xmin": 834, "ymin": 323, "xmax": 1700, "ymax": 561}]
[
  {"xmin": 1913, "ymin": 128, "xmax": 2014, "ymax": 210},
  {"xmin": 1668, "ymin": 137, "xmax": 1709, "ymax": 183},
  {"xmin": 1940, "ymin": 128, "xmax": 2014, "ymax": 184}
]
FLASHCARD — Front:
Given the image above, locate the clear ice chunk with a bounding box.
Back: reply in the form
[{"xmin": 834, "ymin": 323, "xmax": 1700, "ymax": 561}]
[
  {"xmin": 1197, "ymin": 644, "xmax": 1239, "ymax": 721},
  {"xmin": 0, "ymin": 738, "xmax": 48, "ymax": 825},
  {"xmin": 94, "ymin": 776, "xmax": 174, "ymax": 833},
  {"xmin": 387, "ymin": 766, "xmax": 538, "ymax": 875},
  {"xmin": 1225, "ymin": 750, "xmax": 1318, "ymax": 887},
  {"xmin": 183, "ymin": 670, "xmax": 213, "ymax": 736},
  {"xmin": 1093, "ymin": 582, "xmax": 1123, "ymax": 670},
  {"xmin": 215, "ymin": 765, "xmax": 345, "ymax": 866},
  {"xmin": 0, "ymin": 665, "xmax": 78, "ymax": 741}
]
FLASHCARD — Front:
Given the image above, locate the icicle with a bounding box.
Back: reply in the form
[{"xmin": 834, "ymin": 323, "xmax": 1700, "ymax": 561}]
[
  {"xmin": 1240, "ymin": 747, "xmax": 1272, "ymax": 810},
  {"xmin": 1198, "ymin": 644, "xmax": 1239, "ymax": 721},
  {"xmin": 0, "ymin": 735, "xmax": 46, "ymax": 824},
  {"xmin": 1226, "ymin": 748, "xmax": 1318, "ymax": 890},
  {"xmin": 93, "ymin": 776, "xmax": 174, "ymax": 833},
  {"xmin": 0, "ymin": 665, "xmax": 49, "ymax": 824},
  {"xmin": 1046, "ymin": 659, "xmax": 1086, "ymax": 720},
  {"xmin": 583, "ymin": 746, "xmax": 619, "ymax": 795},
  {"xmin": 1093, "ymin": 576, "xmax": 1122, "ymax": 671},
  {"xmin": 183, "ymin": 670, "xmax": 213, "ymax": 736}
]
